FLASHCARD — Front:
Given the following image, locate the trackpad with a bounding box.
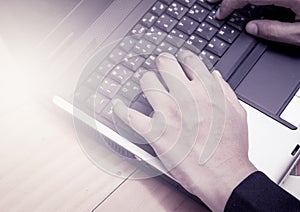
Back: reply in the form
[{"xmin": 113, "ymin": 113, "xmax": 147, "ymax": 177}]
[{"xmin": 235, "ymin": 46, "xmax": 300, "ymax": 115}]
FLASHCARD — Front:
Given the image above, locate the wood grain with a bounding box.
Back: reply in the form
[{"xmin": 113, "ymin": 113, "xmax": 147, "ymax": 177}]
[
  {"xmin": 95, "ymin": 174, "xmax": 210, "ymax": 212},
  {"xmin": 0, "ymin": 99, "xmax": 129, "ymax": 211}
]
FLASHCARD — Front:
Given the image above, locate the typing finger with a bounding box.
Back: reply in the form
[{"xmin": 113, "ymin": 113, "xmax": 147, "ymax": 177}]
[
  {"xmin": 156, "ymin": 53, "xmax": 188, "ymax": 83},
  {"xmin": 112, "ymin": 99, "xmax": 153, "ymax": 136},
  {"xmin": 216, "ymin": 0, "xmax": 248, "ymax": 19},
  {"xmin": 217, "ymin": 0, "xmax": 295, "ymax": 20},
  {"xmin": 177, "ymin": 50, "xmax": 212, "ymax": 82},
  {"xmin": 246, "ymin": 20, "xmax": 300, "ymax": 46},
  {"xmin": 212, "ymin": 70, "xmax": 238, "ymax": 104},
  {"xmin": 156, "ymin": 52, "xmax": 190, "ymax": 90},
  {"xmin": 207, "ymin": 0, "xmax": 221, "ymax": 3},
  {"xmin": 139, "ymin": 71, "xmax": 170, "ymax": 111}
]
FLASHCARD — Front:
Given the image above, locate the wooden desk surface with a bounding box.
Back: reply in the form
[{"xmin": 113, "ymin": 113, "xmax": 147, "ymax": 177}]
[
  {"xmin": 94, "ymin": 176, "xmax": 208, "ymax": 212},
  {"xmin": 0, "ymin": 97, "xmax": 208, "ymax": 211}
]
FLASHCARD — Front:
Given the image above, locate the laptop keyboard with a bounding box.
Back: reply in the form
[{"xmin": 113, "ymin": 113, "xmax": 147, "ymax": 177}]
[{"xmin": 73, "ymin": 0, "xmax": 296, "ymax": 156}]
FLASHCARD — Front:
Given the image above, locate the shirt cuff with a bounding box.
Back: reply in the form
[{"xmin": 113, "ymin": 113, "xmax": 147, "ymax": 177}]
[{"xmin": 225, "ymin": 171, "xmax": 300, "ymax": 211}]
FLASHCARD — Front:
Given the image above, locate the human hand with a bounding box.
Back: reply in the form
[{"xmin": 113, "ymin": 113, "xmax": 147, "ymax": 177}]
[
  {"xmin": 113, "ymin": 51, "xmax": 257, "ymax": 211},
  {"xmin": 207, "ymin": 0, "xmax": 300, "ymax": 46}
]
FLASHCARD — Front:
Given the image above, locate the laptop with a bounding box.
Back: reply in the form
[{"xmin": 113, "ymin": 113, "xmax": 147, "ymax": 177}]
[{"xmin": 2, "ymin": 0, "xmax": 300, "ymax": 203}]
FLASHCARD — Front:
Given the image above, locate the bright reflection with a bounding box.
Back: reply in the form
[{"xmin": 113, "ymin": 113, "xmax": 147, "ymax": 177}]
[{"xmin": 0, "ymin": 35, "xmax": 41, "ymax": 115}]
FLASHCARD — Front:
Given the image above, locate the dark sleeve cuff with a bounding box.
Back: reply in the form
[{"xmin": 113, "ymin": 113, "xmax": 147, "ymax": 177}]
[{"xmin": 225, "ymin": 171, "xmax": 300, "ymax": 212}]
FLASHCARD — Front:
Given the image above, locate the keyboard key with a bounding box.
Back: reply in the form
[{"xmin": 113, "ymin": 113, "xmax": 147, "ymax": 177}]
[
  {"xmin": 217, "ymin": 24, "xmax": 239, "ymax": 43},
  {"xmin": 90, "ymin": 93, "xmax": 110, "ymax": 114},
  {"xmin": 155, "ymin": 41, "xmax": 178, "ymax": 55},
  {"xmin": 142, "ymin": 55, "xmax": 157, "ymax": 71},
  {"xmin": 85, "ymin": 72, "xmax": 104, "ymax": 90},
  {"xmin": 206, "ymin": 37, "xmax": 229, "ymax": 57},
  {"xmin": 145, "ymin": 26, "xmax": 166, "ymax": 45},
  {"xmin": 195, "ymin": 22, "xmax": 218, "ymax": 40},
  {"xmin": 132, "ymin": 67, "xmax": 149, "ymax": 83},
  {"xmin": 141, "ymin": 13, "xmax": 158, "ymax": 28},
  {"xmin": 133, "ymin": 39, "xmax": 156, "ymax": 55},
  {"xmin": 228, "ymin": 12, "xmax": 248, "ymax": 31},
  {"xmin": 95, "ymin": 95, "xmax": 110, "ymax": 114},
  {"xmin": 98, "ymin": 77, "xmax": 121, "ymax": 98},
  {"xmin": 184, "ymin": 34, "xmax": 207, "ymax": 54},
  {"xmin": 130, "ymin": 24, "xmax": 148, "ymax": 38},
  {"xmin": 167, "ymin": 2, "xmax": 188, "ymax": 20},
  {"xmin": 156, "ymin": 14, "xmax": 178, "ymax": 32},
  {"xmin": 136, "ymin": 93, "xmax": 151, "ymax": 106},
  {"xmin": 188, "ymin": 4, "xmax": 209, "ymax": 22},
  {"xmin": 119, "ymin": 37, "xmax": 137, "ymax": 52},
  {"xmin": 118, "ymin": 80, "xmax": 142, "ymax": 101},
  {"xmin": 206, "ymin": 10, "xmax": 225, "ymax": 28},
  {"xmin": 123, "ymin": 53, "xmax": 145, "ymax": 71},
  {"xmin": 108, "ymin": 48, "xmax": 127, "ymax": 63},
  {"xmin": 102, "ymin": 102, "xmax": 114, "ymax": 122},
  {"xmin": 98, "ymin": 60, "xmax": 115, "ymax": 77},
  {"xmin": 197, "ymin": 0, "xmax": 215, "ymax": 10},
  {"xmin": 176, "ymin": 0, "xmax": 197, "ymax": 8},
  {"xmin": 161, "ymin": 0, "xmax": 174, "ymax": 5},
  {"xmin": 176, "ymin": 16, "xmax": 199, "ymax": 35},
  {"xmin": 109, "ymin": 65, "xmax": 133, "ymax": 84},
  {"xmin": 151, "ymin": 1, "xmax": 167, "ymax": 16},
  {"xmin": 165, "ymin": 28, "xmax": 188, "ymax": 47},
  {"xmin": 200, "ymin": 50, "xmax": 219, "ymax": 70}
]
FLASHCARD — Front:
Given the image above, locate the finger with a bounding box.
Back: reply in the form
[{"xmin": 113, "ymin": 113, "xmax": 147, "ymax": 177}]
[
  {"xmin": 207, "ymin": 0, "xmax": 220, "ymax": 3},
  {"xmin": 216, "ymin": 0, "xmax": 247, "ymax": 19},
  {"xmin": 217, "ymin": 0, "xmax": 295, "ymax": 20},
  {"xmin": 212, "ymin": 70, "xmax": 238, "ymax": 104},
  {"xmin": 113, "ymin": 99, "xmax": 167, "ymax": 146},
  {"xmin": 112, "ymin": 99, "xmax": 152, "ymax": 135},
  {"xmin": 212, "ymin": 70, "xmax": 247, "ymax": 120},
  {"xmin": 140, "ymin": 71, "xmax": 169, "ymax": 110},
  {"xmin": 177, "ymin": 50, "xmax": 213, "ymax": 82},
  {"xmin": 246, "ymin": 20, "xmax": 300, "ymax": 46},
  {"xmin": 156, "ymin": 52, "xmax": 190, "ymax": 89}
]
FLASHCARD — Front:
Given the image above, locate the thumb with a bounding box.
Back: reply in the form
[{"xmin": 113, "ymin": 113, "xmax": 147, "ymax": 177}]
[
  {"xmin": 112, "ymin": 99, "xmax": 152, "ymax": 135},
  {"xmin": 112, "ymin": 99, "xmax": 166, "ymax": 144},
  {"xmin": 246, "ymin": 20, "xmax": 300, "ymax": 47},
  {"xmin": 212, "ymin": 70, "xmax": 238, "ymax": 104}
]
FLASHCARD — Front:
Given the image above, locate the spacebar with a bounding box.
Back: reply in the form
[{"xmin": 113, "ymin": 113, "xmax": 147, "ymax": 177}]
[{"xmin": 215, "ymin": 32, "xmax": 257, "ymax": 80}]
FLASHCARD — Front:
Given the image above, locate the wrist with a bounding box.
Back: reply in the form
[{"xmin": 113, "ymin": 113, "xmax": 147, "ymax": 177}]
[
  {"xmin": 218, "ymin": 159, "xmax": 257, "ymax": 210},
  {"xmin": 220, "ymin": 158, "xmax": 257, "ymax": 193},
  {"xmin": 193, "ymin": 159, "xmax": 257, "ymax": 212}
]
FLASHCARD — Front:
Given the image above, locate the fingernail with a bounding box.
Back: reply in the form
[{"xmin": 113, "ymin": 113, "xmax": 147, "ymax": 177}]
[
  {"xmin": 216, "ymin": 9, "xmax": 221, "ymax": 19},
  {"xmin": 246, "ymin": 22, "xmax": 258, "ymax": 35},
  {"xmin": 177, "ymin": 49, "xmax": 194, "ymax": 62},
  {"xmin": 179, "ymin": 49, "xmax": 193, "ymax": 56},
  {"xmin": 157, "ymin": 52, "xmax": 176, "ymax": 63},
  {"xmin": 159, "ymin": 52, "xmax": 175, "ymax": 59},
  {"xmin": 213, "ymin": 70, "xmax": 222, "ymax": 78}
]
